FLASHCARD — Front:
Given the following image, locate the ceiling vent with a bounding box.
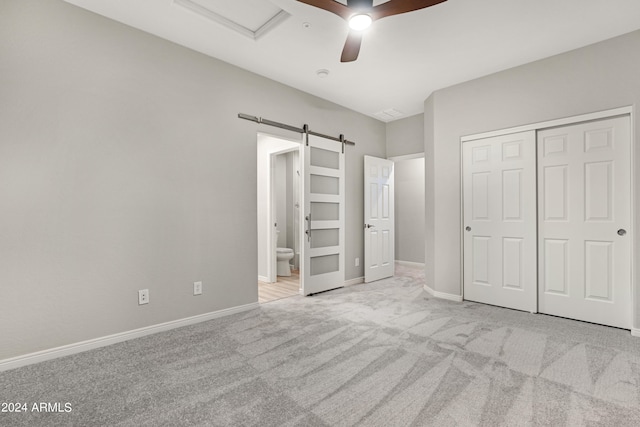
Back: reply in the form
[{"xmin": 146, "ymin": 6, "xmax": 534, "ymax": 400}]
[
  {"xmin": 174, "ymin": 0, "xmax": 289, "ymax": 40},
  {"xmin": 373, "ymin": 108, "xmax": 404, "ymax": 121}
]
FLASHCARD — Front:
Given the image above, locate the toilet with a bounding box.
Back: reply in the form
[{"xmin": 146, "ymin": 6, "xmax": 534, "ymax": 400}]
[{"xmin": 276, "ymin": 247, "xmax": 294, "ymax": 276}]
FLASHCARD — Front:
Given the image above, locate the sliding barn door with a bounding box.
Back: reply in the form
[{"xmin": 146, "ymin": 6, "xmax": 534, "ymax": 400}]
[
  {"xmin": 463, "ymin": 131, "xmax": 537, "ymax": 312},
  {"xmin": 301, "ymin": 135, "xmax": 345, "ymax": 295},
  {"xmin": 538, "ymin": 116, "xmax": 631, "ymax": 329},
  {"xmin": 364, "ymin": 156, "xmax": 395, "ymax": 283}
]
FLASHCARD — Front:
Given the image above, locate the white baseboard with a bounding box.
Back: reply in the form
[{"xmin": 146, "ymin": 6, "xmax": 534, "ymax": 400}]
[
  {"xmin": 395, "ymin": 260, "xmax": 425, "ymax": 269},
  {"xmin": 344, "ymin": 277, "xmax": 364, "ymax": 286},
  {"xmin": 423, "ymin": 284, "xmax": 463, "ymax": 302},
  {"xmin": 258, "ymin": 275, "xmax": 269, "ymax": 283},
  {"xmin": 631, "ymin": 328, "xmax": 640, "ymax": 338},
  {"xmin": 0, "ymin": 302, "xmax": 259, "ymax": 372}
]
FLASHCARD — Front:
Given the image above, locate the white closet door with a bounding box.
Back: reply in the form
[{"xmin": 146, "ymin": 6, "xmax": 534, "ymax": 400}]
[
  {"xmin": 302, "ymin": 135, "xmax": 345, "ymax": 295},
  {"xmin": 364, "ymin": 155, "xmax": 395, "ymax": 283},
  {"xmin": 463, "ymin": 131, "xmax": 537, "ymax": 312},
  {"xmin": 538, "ymin": 116, "xmax": 631, "ymax": 329}
]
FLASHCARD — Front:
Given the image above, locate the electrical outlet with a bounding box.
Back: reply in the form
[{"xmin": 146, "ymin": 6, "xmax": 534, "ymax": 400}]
[
  {"xmin": 138, "ymin": 289, "xmax": 149, "ymax": 305},
  {"xmin": 355, "ymin": 257, "xmax": 360, "ymax": 267},
  {"xmin": 193, "ymin": 281, "xmax": 202, "ymax": 296}
]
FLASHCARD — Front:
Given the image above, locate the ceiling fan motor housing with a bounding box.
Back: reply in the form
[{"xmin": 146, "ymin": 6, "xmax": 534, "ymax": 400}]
[{"xmin": 347, "ymin": 0, "xmax": 374, "ymax": 12}]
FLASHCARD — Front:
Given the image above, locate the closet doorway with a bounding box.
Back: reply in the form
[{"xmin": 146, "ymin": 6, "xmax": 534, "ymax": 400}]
[{"xmin": 462, "ymin": 112, "xmax": 632, "ymax": 329}]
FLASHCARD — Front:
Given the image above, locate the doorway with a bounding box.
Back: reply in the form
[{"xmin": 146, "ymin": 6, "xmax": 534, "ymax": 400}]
[
  {"xmin": 390, "ymin": 153, "xmax": 425, "ymax": 269},
  {"xmin": 257, "ymin": 134, "xmax": 302, "ymax": 303},
  {"xmin": 256, "ymin": 131, "xmax": 349, "ymax": 300}
]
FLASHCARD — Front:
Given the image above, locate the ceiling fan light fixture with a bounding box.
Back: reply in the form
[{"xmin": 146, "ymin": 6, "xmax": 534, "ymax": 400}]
[{"xmin": 348, "ymin": 14, "xmax": 372, "ymax": 31}]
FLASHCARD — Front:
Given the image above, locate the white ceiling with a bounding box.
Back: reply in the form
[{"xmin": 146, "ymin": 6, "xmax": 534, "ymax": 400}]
[{"xmin": 64, "ymin": 0, "xmax": 640, "ymax": 122}]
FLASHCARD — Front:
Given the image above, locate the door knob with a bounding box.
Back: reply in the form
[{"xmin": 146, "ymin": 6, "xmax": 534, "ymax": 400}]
[
  {"xmin": 465, "ymin": 226, "xmax": 471, "ymax": 232},
  {"xmin": 365, "ymin": 224, "xmax": 375, "ymax": 229},
  {"xmin": 618, "ymin": 229, "xmax": 627, "ymax": 236}
]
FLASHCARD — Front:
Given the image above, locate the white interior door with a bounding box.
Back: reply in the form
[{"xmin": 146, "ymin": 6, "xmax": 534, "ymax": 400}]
[
  {"xmin": 364, "ymin": 155, "xmax": 395, "ymax": 283},
  {"xmin": 538, "ymin": 116, "xmax": 631, "ymax": 329},
  {"xmin": 301, "ymin": 135, "xmax": 345, "ymax": 295},
  {"xmin": 463, "ymin": 131, "xmax": 537, "ymax": 312}
]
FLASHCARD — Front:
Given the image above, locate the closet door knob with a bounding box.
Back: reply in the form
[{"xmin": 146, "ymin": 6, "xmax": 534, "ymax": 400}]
[
  {"xmin": 618, "ymin": 229, "xmax": 627, "ymax": 236},
  {"xmin": 465, "ymin": 226, "xmax": 471, "ymax": 232}
]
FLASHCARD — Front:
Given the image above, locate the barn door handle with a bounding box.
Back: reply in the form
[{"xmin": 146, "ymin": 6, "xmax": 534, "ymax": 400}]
[
  {"xmin": 305, "ymin": 214, "xmax": 311, "ymax": 242},
  {"xmin": 618, "ymin": 229, "xmax": 627, "ymax": 236}
]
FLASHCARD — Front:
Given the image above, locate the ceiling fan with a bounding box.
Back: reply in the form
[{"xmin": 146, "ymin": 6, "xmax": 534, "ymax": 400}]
[{"xmin": 297, "ymin": 0, "xmax": 447, "ymax": 62}]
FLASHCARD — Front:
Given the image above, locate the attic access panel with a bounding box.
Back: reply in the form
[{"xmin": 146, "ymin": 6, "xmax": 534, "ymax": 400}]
[{"xmin": 174, "ymin": 0, "xmax": 289, "ymax": 40}]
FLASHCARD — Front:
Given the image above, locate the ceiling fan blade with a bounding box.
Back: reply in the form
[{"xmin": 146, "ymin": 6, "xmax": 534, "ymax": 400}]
[
  {"xmin": 340, "ymin": 31, "xmax": 363, "ymax": 63},
  {"xmin": 296, "ymin": 0, "xmax": 352, "ymax": 20},
  {"xmin": 370, "ymin": 0, "xmax": 446, "ymax": 20}
]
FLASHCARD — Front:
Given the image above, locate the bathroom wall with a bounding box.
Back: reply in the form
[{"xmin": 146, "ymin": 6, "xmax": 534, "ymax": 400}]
[
  {"xmin": 275, "ymin": 153, "xmax": 288, "ymax": 248},
  {"xmin": 275, "ymin": 150, "xmax": 298, "ymax": 267},
  {"xmin": 285, "ymin": 151, "xmax": 300, "ymax": 270}
]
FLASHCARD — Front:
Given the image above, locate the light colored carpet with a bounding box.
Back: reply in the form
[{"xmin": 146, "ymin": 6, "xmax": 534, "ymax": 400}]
[{"xmin": 2, "ymin": 264, "xmax": 640, "ymax": 426}]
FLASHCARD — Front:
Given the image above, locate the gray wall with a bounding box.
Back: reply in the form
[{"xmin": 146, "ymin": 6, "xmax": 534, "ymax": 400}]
[
  {"xmin": 394, "ymin": 158, "xmax": 425, "ymax": 264},
  {"xmin": 424, "ymin": 96, "xmax": 436, "ymax": 289},
  {"xmin": 275, "ymin": 153, "xmax": 288, "ymax": 248},
  {"xmin": 285, "ymin": 151, "xmax": 299, "ymax": 270},
  {"xmin": 386, "ymin": 114, "xmax": 424, "ymax": 158},
  {"xmin": 0, "ymin": 0, "xmax": 385, "ymax": 360},
  {"xmin": 425, "ymin": 30, "xmax": 640, "ymax": 329}
]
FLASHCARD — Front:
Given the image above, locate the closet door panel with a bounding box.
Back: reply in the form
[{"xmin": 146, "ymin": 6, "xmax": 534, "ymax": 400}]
[{"xmin": 463, "ymin": 131, "xmax": 537, "ymax": 312}]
